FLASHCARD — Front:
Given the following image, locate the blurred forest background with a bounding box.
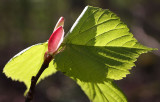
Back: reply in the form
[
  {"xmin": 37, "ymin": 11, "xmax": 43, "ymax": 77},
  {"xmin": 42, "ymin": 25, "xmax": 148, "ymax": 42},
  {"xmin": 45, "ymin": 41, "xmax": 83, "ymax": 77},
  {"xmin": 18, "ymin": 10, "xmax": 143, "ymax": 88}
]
[{"xmin": 0, "ymin": 0, "xmax": 160, "ymax": 102}]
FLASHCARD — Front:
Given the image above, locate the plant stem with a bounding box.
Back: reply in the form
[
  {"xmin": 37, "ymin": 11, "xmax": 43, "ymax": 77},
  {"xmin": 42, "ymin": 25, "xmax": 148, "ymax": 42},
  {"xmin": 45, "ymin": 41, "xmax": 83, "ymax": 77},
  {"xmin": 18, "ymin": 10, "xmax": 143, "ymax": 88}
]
[{"xmin": 25, "ymin": 55, "xmax": 53, "ymax": 102}]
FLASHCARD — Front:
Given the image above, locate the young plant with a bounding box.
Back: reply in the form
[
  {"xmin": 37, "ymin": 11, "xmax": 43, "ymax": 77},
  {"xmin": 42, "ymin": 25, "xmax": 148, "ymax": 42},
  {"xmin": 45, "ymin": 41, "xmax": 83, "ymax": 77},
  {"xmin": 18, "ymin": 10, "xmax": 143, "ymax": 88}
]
[{"xmin": 3, "ymin": 6, "xmax": 156, "ymax": 102}]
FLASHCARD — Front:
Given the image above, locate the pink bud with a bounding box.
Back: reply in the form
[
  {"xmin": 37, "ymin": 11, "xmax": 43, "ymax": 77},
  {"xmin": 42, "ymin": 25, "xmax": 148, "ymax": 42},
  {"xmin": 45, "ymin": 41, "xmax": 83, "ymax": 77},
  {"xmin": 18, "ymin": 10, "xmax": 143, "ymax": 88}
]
[
  {"xmin": 54, "ymin": 17, "xmax": 64, "ymax": 31},
  {"xmin": 48, "ymin": 26, "xmax": 64, "ymax": 55}
]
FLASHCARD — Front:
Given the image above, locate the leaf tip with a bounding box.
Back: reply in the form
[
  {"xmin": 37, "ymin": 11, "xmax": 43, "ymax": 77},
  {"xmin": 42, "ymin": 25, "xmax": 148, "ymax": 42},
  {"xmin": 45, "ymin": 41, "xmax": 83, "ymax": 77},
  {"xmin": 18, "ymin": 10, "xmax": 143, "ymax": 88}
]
[{"xmin": 54, "ymin": 17, "xmax": 65, "ymax": 31}]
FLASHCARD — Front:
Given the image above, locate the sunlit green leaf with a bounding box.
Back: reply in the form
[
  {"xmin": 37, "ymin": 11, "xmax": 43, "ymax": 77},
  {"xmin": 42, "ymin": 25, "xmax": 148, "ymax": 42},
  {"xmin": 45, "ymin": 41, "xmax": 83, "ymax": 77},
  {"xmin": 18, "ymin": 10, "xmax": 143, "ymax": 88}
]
[
  {"xmin": 55, "ymin": 45, "xmax": 152, "ymax": 82},
  {"xmin": 77, "ymin": 80, "xmax": 127, "ymax": 102},
  {"xmin": 55, "ymin": 6, "xmax": 155, "ymax": 102},
  {"xmin": 3, "ymin": 43, "xmax": 57, "ymax": 94}
]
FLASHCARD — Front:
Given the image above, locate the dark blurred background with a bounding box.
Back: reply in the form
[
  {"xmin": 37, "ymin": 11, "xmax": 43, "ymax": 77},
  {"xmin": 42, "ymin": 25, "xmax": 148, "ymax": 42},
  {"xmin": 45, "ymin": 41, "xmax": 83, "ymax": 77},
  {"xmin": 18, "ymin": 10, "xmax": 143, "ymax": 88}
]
[{"xmin": 0, "ymin": 0, "xmax": 160, "ymax": 102}]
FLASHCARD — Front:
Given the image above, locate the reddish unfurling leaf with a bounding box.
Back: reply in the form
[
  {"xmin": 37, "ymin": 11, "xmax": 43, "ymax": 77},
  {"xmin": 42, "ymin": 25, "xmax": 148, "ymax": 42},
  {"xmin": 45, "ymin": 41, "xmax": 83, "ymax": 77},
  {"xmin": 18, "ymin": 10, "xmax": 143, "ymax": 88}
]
[
  {"xmin": 48, "ymin": 26, "xmax": 64, "ymax": 54},
  {"xmin": 44, "ymin": 17, "xmax": 65, "ymax": 61}
]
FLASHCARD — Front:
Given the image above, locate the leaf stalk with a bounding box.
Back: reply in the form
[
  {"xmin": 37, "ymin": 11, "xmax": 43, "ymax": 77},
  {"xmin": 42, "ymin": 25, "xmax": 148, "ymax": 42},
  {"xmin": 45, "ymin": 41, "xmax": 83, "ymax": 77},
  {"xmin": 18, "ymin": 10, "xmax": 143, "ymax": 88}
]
[{"xmin": 25, "ymin": 54, "xmax": 53, "ymax": 102}]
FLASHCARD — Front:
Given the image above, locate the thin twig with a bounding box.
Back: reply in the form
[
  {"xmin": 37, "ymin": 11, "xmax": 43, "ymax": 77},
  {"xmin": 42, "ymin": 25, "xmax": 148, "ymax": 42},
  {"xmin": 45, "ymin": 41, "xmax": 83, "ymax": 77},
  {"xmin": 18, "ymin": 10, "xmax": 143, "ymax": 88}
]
[{"xmin": 25, "ymin": 55, "xmax": 53, "ymax": 102}]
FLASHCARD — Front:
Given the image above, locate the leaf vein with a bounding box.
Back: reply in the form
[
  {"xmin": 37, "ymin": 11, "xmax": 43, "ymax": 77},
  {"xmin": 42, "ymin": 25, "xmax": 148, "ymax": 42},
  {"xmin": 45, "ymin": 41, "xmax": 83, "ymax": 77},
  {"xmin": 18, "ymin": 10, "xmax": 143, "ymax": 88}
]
[
  {"xmin": 97, "ymin": 11, "xmax": 106, "ymax": 23},
  {"xmin": 79, "ymin": 9, "xmax": 99, "ymax": 34},
  {"xmin": 80, "ymin": 18, "xmax": 119, "ymax": 34},
  {"xmin": 105, "ymin": 34, "xmax": 131, "ymax": 46},
  {"xmin": 85, "ymin": 28, "xmax": 126, "ymax": 45}
]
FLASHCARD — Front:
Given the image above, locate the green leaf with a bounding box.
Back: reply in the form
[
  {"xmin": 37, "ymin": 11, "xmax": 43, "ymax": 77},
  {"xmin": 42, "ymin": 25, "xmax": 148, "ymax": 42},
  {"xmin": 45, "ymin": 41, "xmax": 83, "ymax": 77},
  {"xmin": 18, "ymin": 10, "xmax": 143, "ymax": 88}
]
[
  {"xmin": 55, "ymin": 44, "xmax": 152, "ymax": 82},
  {"xmin": 54, "ymin": 6, "xmax": 155, "ymax": 102},
  {"xmin": 76, "ymin": 80, "xmax": 127, "ymax": 102},
  {"xmin": 3, "ymin": 43, "xmax": 57, "ymax": 94}
]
